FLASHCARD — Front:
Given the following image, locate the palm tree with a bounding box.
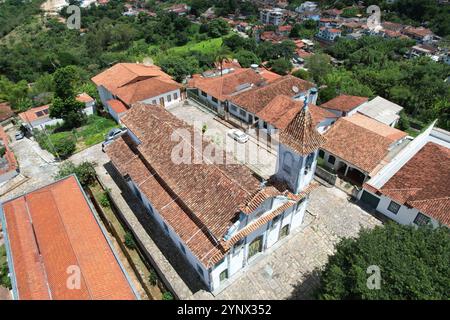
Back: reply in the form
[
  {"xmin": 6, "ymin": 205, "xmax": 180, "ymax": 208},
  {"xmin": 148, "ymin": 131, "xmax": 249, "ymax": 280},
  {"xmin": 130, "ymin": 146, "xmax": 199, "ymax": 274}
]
[{"xmin": 214, "ymin": 46, "xmax": 232, "ymax": 77}]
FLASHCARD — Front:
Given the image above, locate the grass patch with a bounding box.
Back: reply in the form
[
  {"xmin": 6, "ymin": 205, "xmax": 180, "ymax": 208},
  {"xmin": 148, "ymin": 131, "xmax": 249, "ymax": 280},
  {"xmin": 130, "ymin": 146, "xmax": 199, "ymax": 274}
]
[
  {"xmin": 0, "ymin": 244, "xmax": 11, "ymax": 289},
  {"xmin": 90, "ymin": 183, "xmax": 164, "ymax": 299},
  {"xmin": 76, "ymin": 115, "xmax": 118, "ymax": 148},
  {"xmin": 167, "ymin": 37, "xmax": 225, "ymax": 56}
]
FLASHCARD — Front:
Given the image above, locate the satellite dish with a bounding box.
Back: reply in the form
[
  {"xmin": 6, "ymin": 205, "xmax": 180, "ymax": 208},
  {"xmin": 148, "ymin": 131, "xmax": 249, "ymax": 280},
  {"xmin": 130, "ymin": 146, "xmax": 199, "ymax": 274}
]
[
  {"xmin": 292, "ymin": 86, "xmax": 299, "ymax": 93},
  {"xmin": 143, "ymin": 57, "xmax": 154, "ymax": 66}
]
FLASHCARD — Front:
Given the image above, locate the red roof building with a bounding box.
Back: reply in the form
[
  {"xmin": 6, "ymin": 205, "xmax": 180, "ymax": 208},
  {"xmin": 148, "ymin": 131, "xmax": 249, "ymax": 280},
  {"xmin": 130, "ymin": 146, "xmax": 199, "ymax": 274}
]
[
  {"xmin": 320, "ymin": 94, "xmax": 368, "ymax": 117},
  {"xmin": 0, "ymin": 175, "xmax": 139, "ymax": 300}
]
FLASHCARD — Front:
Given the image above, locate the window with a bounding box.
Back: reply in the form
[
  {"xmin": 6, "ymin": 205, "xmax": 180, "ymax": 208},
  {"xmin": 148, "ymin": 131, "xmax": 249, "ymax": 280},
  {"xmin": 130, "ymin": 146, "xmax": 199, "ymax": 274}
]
[
  {"xmin": 167, "ymin": 95, "xmax": 171, "ymax": 102},
  {"xmin": 152, "ymin": 100, "xmax": 157, "ymax": 104},
  {"xmin": 305, "ymin": 152, "xmax": 315, "ymax": 170},
  {"xmin": 239, "ymin": 109, "xmax": 246, "ymax": 117},
  {"xmin": 230, "ymin": 105, "xmax": 237, "ymax": 112},
  {"xmin": 387, "ymin": 201, "xmax": 401, "ymax": 214},
  {"xmin": 173, "ymin": 92, "xmax": 178, "ymax": 100},
  {"xmin": 211, "ymin": 96, "xmax": 218, "ymax": 103},
  {"xmin": 414, "ymin": 213, "xmax": 430, "ymax": 226},
  {"xmin": 35, "ymin": 111, "xmax": 45, "ymax": 117},
  {"xmin": 328, "ymin": 155, "xmax": 336, "ymax": 165},
  {"xmin": 219, "ymin": 269, "xmax": 228, "ymax": 282},
  {"xmin": 179, "ymin": 242, "xmax": 186, "ymax": 254},
  {"xmin": 318, "ymin": 150, "xmax": 325, "ymax": 159},
  {"xmin": 43, "ymin": 109, "xmax": 49, "ymax": 115},
  {"xmin": 201, "ymin": 91, "xmax": 207, "ymax": 97}
]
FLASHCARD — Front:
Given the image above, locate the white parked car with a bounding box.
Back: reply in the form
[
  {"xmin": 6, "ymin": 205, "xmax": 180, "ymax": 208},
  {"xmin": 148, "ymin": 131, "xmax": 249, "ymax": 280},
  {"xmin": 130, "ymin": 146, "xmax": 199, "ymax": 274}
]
[
  {"xmin": 227, "ymin": 129, "xmax": 249, "ymax": 143},
  {"xmin": 102, "ymin": 127, "xmax": 127, "ymax": 152}
]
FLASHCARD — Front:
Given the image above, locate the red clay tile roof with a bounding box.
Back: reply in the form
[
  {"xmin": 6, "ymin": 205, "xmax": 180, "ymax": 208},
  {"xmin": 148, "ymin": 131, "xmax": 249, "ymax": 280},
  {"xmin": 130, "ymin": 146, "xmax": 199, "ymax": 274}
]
[
  {"xmin": 321, "ymin": 94, "xmax": 368, "ymax": 112},
  {"xmin": 1, "ymin": 176, "xmax": 137, "ymax": 300},
  {"xmin": 279, "ymin": 103, "xmax": 327, "ymax": 156},
  {"xmin": 230, "ymin": 75, "xmax": 315, "ymax": 114},
  {"xmin": 18, "ymin": 105, "xmax": 50, "ymax": 123},
  {"xmin": 75, "ymin": 93, "xmax": 94, "ymax": 103},
  {"xmin": 323, "ymin": 115, "xmax": 406, "ymax": 173},
  {"xmin": 403, "ymin": 26, "xmax": 433, "ymax": 38},
  {"xmin": 0, "ymin": 102, "xmax": 14, "ymax": 122},
  {"xmin": 257, "ymin": 95, "xmax": 336, "ymax": 130},
  {"xmin": 378, "ymin": 142, "xmax": 450, "ymax": 226},
  {"xmin": 107, "ymin": 99, "xmax": 128, "ymax": 114},
  {"xmin": 187, "ymin": 68, "xmax": 266, "ymax": 101},
  {"xmin": 105, "ymin": 103, "xmax": 309, "ymax": 267},
  {"xmin": 91, "ymin": 63, "xmax": 180, "ymax": 105}
]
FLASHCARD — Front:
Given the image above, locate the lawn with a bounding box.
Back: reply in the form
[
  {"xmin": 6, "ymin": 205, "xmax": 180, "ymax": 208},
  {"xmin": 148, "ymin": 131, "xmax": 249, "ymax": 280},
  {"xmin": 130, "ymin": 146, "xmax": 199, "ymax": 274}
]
[
  {"xmin": 35, "ymin": 115, "xmax": 118, "ymax": 157},
  {"xmin": 167, "ymin": 37, "xmax": 225, "ymax": 56},
  {"xmin": 76, "ymin": 115, "xmax": 119, "ymax": 149}
]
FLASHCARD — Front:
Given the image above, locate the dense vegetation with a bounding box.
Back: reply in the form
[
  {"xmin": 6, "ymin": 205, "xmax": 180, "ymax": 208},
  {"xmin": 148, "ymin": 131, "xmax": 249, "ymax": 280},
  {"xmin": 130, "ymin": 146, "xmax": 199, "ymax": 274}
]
[
  {"xmin": 0, "ymin": 0, "xmax": 44, "ymax": 37},
  {"xmin": 316, "ymin": 223, "xmax": 450, "ymax": 299},
  {"xmin": 0, "ymin": 245, "xmax": 11, "ymax": 289},
  {"xmin": 323, "ymin": 36, "xmax": 450, "ymax": 129}
]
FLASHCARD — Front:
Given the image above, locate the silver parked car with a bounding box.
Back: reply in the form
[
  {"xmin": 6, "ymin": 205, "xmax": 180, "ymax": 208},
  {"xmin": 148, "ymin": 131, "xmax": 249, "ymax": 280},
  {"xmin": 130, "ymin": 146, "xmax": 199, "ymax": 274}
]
[{"xmin": 102, "ymin": 127, "xmax": 127, "ymax": 152}]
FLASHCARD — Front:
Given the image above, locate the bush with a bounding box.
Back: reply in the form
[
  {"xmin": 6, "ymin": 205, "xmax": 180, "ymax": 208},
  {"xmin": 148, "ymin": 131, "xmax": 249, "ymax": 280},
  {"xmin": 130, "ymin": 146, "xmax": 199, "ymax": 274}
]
[
  {"xmin": 162, "ymin": 291, "xmax": 174, "ymax": 300},
  {"xmin": 148, "ymin": 269, "xmax": 158, "ymax": 286},
  {"xmin": 396, "ymin": 111, "xmax": 410, "ymax": 131},
  {"xmin": 54, "ymin": 160, "xmax": 97, "ymax": 187},
  {"xmin": 292, "ymin": 69, "xmax": 311, "ymax": 81},
  {"xmin": 99, "ymin": 192, "xmax": 110, "ymax": 208},
  {"xmin": 52, "ymin": 134, "xmax": 76, "ymax": 158},
  {"xmin": 0, "ymin": 146, "xmax": 6, "ymax": 157},
  {"xmin": 124, "ymin": 232, "xmax": 137, "ymax": 249}
]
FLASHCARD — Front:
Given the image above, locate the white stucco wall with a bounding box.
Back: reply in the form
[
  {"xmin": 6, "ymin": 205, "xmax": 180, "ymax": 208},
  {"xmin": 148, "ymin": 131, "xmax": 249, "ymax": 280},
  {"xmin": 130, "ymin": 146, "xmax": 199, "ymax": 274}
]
[
  {"xmin": 141, "ymin": 88, "xmax": 182, "ymax": 108},
  {"xmin": 275, "ymin": 144, "xmax": 318, "ymax": 194},
  {"xmin": 359, "ymin": 190, "xmax": 439, "ymax": 228}
]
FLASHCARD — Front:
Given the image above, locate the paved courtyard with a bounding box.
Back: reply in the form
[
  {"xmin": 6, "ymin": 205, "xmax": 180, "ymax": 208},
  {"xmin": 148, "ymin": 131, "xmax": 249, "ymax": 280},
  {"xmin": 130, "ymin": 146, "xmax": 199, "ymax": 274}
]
[
  {"xmin": 168, "ymin": 102, "xmax": 277, "ymax": 179},
  {"xmin": 193, "ymin": 184, "xmax": 382, "ymax": 300}
]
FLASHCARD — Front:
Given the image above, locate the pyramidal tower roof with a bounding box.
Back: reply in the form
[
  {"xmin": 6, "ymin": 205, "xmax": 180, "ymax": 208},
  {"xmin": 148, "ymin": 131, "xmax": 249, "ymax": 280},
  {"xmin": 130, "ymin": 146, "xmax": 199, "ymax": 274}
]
[{"xmin": 279, "ymin": 100, "xmax": 327, "ymax": 155}]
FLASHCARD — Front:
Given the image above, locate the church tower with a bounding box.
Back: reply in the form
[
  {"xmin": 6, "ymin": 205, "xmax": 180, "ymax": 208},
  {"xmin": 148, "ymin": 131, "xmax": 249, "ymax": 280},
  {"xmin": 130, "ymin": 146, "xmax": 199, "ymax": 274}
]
[{"xmin": 274, "ymin": 98, "xmax": 326, "ymax": 194}]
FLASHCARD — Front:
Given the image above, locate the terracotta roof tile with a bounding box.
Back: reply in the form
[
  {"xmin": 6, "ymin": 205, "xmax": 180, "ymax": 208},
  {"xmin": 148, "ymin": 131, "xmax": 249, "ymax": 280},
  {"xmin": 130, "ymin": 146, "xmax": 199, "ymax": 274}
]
[
  {"xmin": 91, "ymin": 63, "xmax": 179, "ymax": 106},
  {"xmin": 279, "ymin": 103, "xmax": 327, "ymax": 156},
  {"xmin": 18, "ymin": 105, "xmax": 50, "ymax": 123},
  {"xmin": 187, "ymin": 68, "xmax": 266, "ymax": 101},
  {"xmin": 323, "ymin": 115, "xmax": 406, "ymax": 173},
  {"xmin": 75, "ymin": 93, "xmax": 94, "ymax": 103},
  {"xmin": 257, "ymin": 95, "xmax": 336, "ymax": 129},
  {"xmin": 105, "ymin": 103, "xmax": 318, "ymax": 267},
  {"xmin": 321, "ymin": 94, "xmax": 368, "ymax": 112},
  {"xmin": 1, "ymin": 176, "xmax": 137, "ymax": 300},
  {"xmin": 107, "ymin": 99, "xmax": 128, "ymax": 114},
  {"xmin": 378, "ymin": 142, "xmax": 450, "ymax": 226},
  {"xmin": 230, "ymin": 75, "xmax": 315, "ymax": 114}
]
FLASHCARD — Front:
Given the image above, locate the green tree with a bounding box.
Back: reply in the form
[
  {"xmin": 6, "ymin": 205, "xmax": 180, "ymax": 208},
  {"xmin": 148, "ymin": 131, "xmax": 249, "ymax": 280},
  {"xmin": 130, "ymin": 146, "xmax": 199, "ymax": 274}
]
[
  {"xmin": 234, "ymin": 50, "xmax": 261, "ymax": 68},
  {"xmin": 54, "ymin": 161, "xmax": 97, "ymax": 186},
  {"xmin": 305, "ymin": 54, "xmax": 332, "ymax": 85},
  {"xmin": 269, "ymin": 58, "xmax": 293, "ymax": 76},
  {"xmin": 316, "ymin": 223, "xmax": 450, "ymax": 300}
]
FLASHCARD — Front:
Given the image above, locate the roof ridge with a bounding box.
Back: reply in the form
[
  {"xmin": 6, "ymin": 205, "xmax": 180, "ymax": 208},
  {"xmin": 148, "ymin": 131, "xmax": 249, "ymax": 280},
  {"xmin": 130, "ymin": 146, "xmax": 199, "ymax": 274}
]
[{"xmin": 408, "ymin": 196, "xmax": 450, "ymax": 203}]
